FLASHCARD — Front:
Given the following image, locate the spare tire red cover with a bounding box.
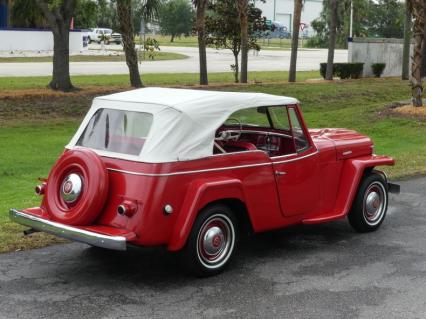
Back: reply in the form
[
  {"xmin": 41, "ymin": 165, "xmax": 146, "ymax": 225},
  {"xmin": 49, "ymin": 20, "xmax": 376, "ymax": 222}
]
[{"xmin": 45, "ymin": 148, "xmax": 109, "ymax": 225}]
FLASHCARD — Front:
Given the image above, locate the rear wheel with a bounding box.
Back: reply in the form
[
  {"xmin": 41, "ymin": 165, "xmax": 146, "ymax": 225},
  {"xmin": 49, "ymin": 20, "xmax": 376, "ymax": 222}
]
[
  {"xmin": 180, "ymin": 204, "xmax": 238, "ymax": 277},
  {"xmin": 348, "ymin": 173, "xmax": 388, "ymax": 232}
]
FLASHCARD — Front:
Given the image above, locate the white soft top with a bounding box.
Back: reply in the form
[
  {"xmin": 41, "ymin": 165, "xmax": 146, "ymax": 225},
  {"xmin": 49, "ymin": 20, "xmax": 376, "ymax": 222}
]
[{"xmin": 67, "ymin": 87, "xmax": 299, "ymax": 163}]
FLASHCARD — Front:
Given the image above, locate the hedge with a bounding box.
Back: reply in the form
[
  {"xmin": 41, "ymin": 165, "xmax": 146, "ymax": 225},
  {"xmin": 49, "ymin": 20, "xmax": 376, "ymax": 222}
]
[{"xmin": 320, "ymin": 63, "xmax": 364, "ymax": 79}]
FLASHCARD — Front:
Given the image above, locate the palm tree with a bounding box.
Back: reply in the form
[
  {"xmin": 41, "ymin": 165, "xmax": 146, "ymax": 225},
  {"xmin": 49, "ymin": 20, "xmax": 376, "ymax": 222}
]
[
  {"xmin": 193, "ymin": 0, "xmax": 209, "ymax": 85},
  {"xmin": 409, "ymin": 0, "xmax": 425, "ymax": 106},
  {"xmin": 402, "ymin": 0, "xmax": 411, "ymax": 80},
  {"xmin": 325, "ymin": 0, "xmax": 338, "ymax": 80},
  {"xmin": 117, "ymin": 0, "xmax": 162, "ymax": 88},
  {"xmin": 35, "ymin": 0, "xmax": 76, "ymax": 92},
  {"xmin": 237, "ymin": 0, "xmax": 249, "ymax": 83},
  {"xmin": 289, "ymin": 0, "xmax": 303, "ymax": 82}
]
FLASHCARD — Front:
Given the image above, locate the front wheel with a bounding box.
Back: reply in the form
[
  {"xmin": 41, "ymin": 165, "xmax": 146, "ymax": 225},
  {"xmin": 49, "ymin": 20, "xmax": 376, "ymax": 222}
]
[
  {"xmin": 180, "ymin": 204, "xmax": 238, "ymax": 277},
  {"xmin": 348, "ymin": 173, "xmax": 389, "ymax": 232}
]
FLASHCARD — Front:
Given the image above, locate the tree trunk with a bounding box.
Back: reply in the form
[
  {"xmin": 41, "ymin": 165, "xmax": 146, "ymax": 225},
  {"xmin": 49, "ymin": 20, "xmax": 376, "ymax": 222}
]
[
  {"xmin": 421, "ymin": 4, "xmax": 426, "ymax": 77},
  {"xmin": 325, "ymin": 0, "xmax": 338, "ymax": 81},
  {"xmin": 117, "ymin": 0, "xmax": 143, "ymax": 88},
  {"xmin": 170, "ymin": 34, "xmax": 175, "ymax": 42},
  {"xmin": 233, "ymin": 52, "xmax": 240, "ymax": 83},
  {"xmin": 35, "ymin": 0, "xmax": 75, "ymax": 92},
  {"xmin": 410, "ymin": 0, "xmax": 425, "ymax": 106},
  {"xmin": 50, "ymin": 28, "xmax": 73, "ymax": 91},
  {"xmin": 402, "ymin": 0, "xmax": 411, "ymax": 80},
  {"xmin": 196, "ymin": 0, "xmax": 208, "ymax": 85},
  {"xmin": 238, "ymin": 0, "xmax": 249, "ymax": 83},
  {"xmin": 289, "ymin": 0, "xmax": 303, "ymax": 82}
]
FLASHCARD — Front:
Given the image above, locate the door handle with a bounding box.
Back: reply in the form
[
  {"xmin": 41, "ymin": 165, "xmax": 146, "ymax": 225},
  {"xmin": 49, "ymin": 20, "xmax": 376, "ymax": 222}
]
[{"xmin": 275, "ymin": 171, "xmax": 287, "ymax": 176}]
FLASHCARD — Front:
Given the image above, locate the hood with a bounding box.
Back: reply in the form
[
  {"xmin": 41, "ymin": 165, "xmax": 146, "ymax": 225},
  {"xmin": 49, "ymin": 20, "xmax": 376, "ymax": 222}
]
[{"xmin": 310, "ymin": 128, "xmax": 373, "ymax": 160}]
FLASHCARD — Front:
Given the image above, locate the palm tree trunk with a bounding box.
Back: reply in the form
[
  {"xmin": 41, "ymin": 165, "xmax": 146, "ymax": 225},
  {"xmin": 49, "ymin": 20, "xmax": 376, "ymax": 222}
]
[
  {"xmin": 410, "ymin": 0, "xmax": 425, "ymax": 106},
  {"xmin": 238, "ymin": 0, "xmax": 249, "ymax": 83},
  {"xmin": 195, "ymin": 0, "xmax": 208, "ymax": 85},
  {"xmin": 326, "ymin": 0, "xmax": 338, "ymax": 81},
  {"xmin": 289, "ymin": 0, "xmax": 303, "ymax": 82},
  {"xmin": 117, "ymin": 0, "xmax": 143, "ymax": 88},
  {"xmin": 233, "ymin": 51, "xmax": 240, "ymax": 83},
  {"xmin": 402, "ymin": 0, "xmax": 411, "ymax": 80}
]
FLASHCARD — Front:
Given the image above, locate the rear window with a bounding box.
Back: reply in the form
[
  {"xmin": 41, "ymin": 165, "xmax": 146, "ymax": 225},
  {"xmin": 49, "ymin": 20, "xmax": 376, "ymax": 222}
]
[{"xmin": 76, "ymin": 109, "xmax": 153, "ymax": 156}]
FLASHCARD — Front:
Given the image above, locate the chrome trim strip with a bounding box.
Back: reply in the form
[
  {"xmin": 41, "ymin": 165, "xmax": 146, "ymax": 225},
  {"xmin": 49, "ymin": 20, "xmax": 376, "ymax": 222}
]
[
  {"xmin": 225, "ymin": 129, "xmax": 293, "ymax": 139},
  {"xmin": 107, "ymin": 161, "xmax": 273, "ymax": 177},
  {"xmin": 107, "ymin": 150, "xmax": 320, "ymax": 177},
  {"xmin": 273, "ymin": 150, "xmax": 319, "ymax": 164},
  {"xmin": 9, "ymin": 209, "xmax": 127, "ymax": 251}
]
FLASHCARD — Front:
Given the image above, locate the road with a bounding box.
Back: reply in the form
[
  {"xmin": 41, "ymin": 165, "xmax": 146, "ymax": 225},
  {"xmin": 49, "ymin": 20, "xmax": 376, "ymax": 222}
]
[
  {"xmin": 1, "ymin": 176, "xmax": 424, "ymax": 319},
  {"xmin": 0, "ymin": 46, "xmax": 348, "ymax": 77}
]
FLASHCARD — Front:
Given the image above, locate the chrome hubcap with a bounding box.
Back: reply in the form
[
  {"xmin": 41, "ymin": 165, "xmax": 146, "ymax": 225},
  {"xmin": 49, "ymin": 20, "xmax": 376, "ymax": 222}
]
[
  {"xmin": 363, "ymin": 182, "xmax": 386, "ymax": 225},
  {"xmin": 203, "ymin": 226, "xmax": 225, "ymax": 255},
  {"xmin": 60, "ymin": 173, "xmax": 83, "ymax": 204},
  {"xmin": 197, "ymin": 214, "xmax": 234, "ymax": 269}
]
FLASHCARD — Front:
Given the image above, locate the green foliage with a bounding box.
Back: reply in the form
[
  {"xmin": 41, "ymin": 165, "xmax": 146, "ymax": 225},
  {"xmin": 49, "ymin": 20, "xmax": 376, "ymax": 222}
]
[
  {"xmin": 73, "ymin": 0, "xmax": 98, "ymax": 29},
  {"xmin": 307, "ymin": 0, "xmax": 405, "ymax": 49},
  {"xmin": 320, "ymin": 62, "xmax": 364, "ymax": 79},
  {"xmin": 158, "ymin": 0, "xmax": 195, "ymax": 41},
  {"xmin": 142, "ymin": 37, "xmax": 161, "ymax": 59},
  {"xmin": 204, "ymin": 0, "xmax": 267, "ymax": 81},
  {"xmin": 11, "ymin": 0, "xmax": 47, "ymax": 28},
  {"xmin": 371, "ymin": 63, "xmax": 386, "ymax": 77}
]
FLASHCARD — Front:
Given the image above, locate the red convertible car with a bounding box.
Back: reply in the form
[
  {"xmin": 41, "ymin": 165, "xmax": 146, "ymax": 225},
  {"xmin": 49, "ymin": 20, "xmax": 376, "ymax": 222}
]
[{"xmin": 10, "ymin": 88, "xmax": 399, "ymax": 276}]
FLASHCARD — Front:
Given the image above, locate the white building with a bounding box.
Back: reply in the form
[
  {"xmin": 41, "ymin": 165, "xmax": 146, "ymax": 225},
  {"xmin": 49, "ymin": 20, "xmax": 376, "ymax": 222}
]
[{"xmin": 254, "ymin": 0, "xmax": 324, "ymax": 37}]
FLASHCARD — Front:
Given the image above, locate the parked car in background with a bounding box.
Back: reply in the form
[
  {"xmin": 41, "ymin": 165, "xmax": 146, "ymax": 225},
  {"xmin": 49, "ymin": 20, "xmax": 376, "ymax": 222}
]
[
  {"xmin": 10, "ymin": 88, "xmax": 400, "ymax": 277},
  {"xmin": 87, "ymin": 28, "xmax": 122, "ymax": 45}
]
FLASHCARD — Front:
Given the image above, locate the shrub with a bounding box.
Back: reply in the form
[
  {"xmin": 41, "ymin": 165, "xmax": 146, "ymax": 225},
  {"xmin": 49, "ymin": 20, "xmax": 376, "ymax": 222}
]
[
  {"xmin": 349, "ymin": 63, "xmax": 364, "ymax": 79},
  {"xmin": 371, "ymin": 63, "xmax": 386, "ymax": 78},
  {"xmin": 319, "ymin": 63, "xmax": 364, "ymax": 79}
]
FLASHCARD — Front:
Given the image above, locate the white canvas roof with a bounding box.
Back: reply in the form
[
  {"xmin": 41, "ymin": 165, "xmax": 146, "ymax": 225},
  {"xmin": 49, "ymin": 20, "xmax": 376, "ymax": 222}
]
[{"xmin": 67, "ymin": 87, "xmax": 299, "ymax": 163}]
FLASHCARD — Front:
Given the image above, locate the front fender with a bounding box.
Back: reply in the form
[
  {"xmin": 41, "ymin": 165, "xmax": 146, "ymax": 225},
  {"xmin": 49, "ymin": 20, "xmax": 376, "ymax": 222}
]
[
  {"xmin": 336, "ymin": 155, "xmax": 395, "ymax": 216},
  {"xmin": 167, "ymin": 178, "xmax": 245, "ymax": 251}
]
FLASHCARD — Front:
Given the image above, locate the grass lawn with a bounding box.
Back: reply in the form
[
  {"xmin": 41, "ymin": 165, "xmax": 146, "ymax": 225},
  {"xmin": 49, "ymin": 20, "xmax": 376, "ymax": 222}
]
[
  {"xmin": 0, "ymin": 75, "xmax": 423, "ymax": 253},
  {"xmin": 0, "ymin": 52, "xmax": 187, "ymax": 63},
  {"xmin": 137, "ymin": 35, "xmax": 308, "ymax": 50},
  {"xmin": 0, "ymin": 71, "xmax": 321, "ymax": 90}
]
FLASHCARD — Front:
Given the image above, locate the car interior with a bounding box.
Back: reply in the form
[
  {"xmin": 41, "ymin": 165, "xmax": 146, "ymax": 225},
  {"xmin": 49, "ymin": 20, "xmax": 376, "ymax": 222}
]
[{"xmin": 214, "ymin": 105, "xmax": 310, "ymax": 157}]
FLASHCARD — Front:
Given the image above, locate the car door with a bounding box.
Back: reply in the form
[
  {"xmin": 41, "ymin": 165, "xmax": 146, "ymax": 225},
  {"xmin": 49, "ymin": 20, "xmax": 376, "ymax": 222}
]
[{"xmin": 272, "ymin": 106, "xmax": 320, "ymax": 217}]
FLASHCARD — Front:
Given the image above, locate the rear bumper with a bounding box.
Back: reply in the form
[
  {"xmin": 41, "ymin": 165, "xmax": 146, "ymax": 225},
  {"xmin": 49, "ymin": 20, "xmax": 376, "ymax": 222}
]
[{"xmin": 9, "ymin": 209, "xmax": 127, "ymax": 251}]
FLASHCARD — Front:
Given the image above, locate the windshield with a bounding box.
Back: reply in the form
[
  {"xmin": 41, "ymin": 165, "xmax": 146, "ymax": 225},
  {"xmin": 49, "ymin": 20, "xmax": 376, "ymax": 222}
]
[{"xmin": 76, "ymin": 109, "xmax": 153, "ymax": 156}]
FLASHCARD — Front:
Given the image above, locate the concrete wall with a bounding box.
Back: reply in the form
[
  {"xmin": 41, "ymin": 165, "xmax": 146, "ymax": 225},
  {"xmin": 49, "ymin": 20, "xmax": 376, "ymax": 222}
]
[
  {"xmin": 0, "ymin": 29, "xmax": 89, "ymax": 52},
  {"xmin": 254, "ymin": 0, "xmax": 323, "ymax": 37},
  {"xmin": 348, "ymin": 38, "xmax": 411, "ymax": 77}
]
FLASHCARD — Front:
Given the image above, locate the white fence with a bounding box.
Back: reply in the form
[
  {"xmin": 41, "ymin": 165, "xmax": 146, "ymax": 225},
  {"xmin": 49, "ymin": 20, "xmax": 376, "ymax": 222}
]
[
  {"xmin": 0, "ymin": 28, "xmax": 89, "ymax": 52},
  {"xmin": 348, "ymin": 38, "xmax": 412, "ymax": 77}
]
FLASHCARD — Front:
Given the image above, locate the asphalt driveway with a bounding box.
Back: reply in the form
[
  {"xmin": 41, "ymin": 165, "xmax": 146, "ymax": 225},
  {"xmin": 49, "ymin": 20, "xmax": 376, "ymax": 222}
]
[{"xmin": 0, "ymin": 177, "xmax": 425, "ymax": 319}]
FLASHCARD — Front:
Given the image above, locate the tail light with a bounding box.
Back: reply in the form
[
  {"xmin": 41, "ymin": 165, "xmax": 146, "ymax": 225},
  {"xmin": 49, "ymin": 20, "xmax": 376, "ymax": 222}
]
[
  {"xmin": 117, "ymin": 200, "xmax": 137, "ymax": 217},
  {"xmin": 35, "ymin": 183, "xmax": 47, "ymax": 195}
]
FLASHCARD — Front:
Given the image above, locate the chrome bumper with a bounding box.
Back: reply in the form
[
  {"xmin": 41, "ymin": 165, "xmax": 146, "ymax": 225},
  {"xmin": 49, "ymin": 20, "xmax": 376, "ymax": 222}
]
[{"xmin": 9, "ymin": 209, "xmax": 127, "ymax": 251}]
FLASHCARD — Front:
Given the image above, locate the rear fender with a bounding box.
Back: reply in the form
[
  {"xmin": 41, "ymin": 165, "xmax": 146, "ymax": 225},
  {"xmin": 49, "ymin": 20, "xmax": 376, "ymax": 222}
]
[
  {"xmin": 334, "ymin": 155, "xmax": 395, "ymax": 217},
  {"xmin": 167, "ymin": 178, "xmax": 245, "ymax": 251}
]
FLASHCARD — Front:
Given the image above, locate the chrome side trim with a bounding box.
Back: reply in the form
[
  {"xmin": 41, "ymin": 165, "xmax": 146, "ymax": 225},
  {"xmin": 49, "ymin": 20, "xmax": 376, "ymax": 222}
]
[
  {"xmin": 107, "ymin": 150, "xmax": 320, "ymax": 177},
  {"xmin": 107, "ymin": 161, "xmax": 273, "ymax": 177},
  {"xmin": 9, "ymin": 209, "xmax": 127, "ymax": 251},
  {"xmin": 273, "ymin": 150, "xmax": 319, "ymax": 164}
]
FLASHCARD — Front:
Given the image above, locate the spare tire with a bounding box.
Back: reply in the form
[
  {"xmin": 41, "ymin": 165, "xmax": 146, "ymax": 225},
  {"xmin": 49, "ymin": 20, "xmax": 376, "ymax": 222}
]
[{"xmin": 45, "ymin": 148, "xmax": 109, "ymax": 225}]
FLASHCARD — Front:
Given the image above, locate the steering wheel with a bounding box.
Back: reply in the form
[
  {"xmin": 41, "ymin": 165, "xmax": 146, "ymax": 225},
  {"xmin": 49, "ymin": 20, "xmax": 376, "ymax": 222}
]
[{"xmin": 216, "ymin": 118, "xmax": 243, "ymax": 141}]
